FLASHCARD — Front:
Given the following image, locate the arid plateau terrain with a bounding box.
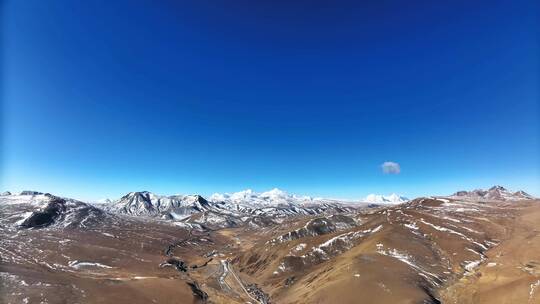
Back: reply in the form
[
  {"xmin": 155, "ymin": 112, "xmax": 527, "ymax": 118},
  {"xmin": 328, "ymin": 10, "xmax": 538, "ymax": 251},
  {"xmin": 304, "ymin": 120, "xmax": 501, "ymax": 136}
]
[{"xmin": 0, "ymin": 186, "xmax": 538, "ymax": 304}]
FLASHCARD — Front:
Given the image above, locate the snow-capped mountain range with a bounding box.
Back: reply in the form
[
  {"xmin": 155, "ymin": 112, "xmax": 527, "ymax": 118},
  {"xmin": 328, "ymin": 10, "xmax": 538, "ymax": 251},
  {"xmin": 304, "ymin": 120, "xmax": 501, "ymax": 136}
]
[
  {"xmin": 105, "ymin": 191, "xmax": 212, "ymax": 220},
  {"xmin": 208, "ymin": 188, "xmax": 354, "ymax": 207},
  {"xmin": 2, "ymin": 186, "xmax": 533, "ymax": 231},
  {"xmin": 362, "ymin": 193, "xmax": 409, "ymax": 205},
  {"xmin": 103, "ymin": 189, "xmax": 360, "ymax": 229},
  {"xmin": 209, "ymin": 188, "xmax": 314, "ymax": 205}
]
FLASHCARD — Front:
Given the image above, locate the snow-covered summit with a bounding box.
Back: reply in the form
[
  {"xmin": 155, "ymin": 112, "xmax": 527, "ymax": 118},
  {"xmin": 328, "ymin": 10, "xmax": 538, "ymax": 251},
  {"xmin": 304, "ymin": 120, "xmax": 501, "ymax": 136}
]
[
  {"xmin": 362, "ymin": 193, "xmax": 408, "ymax": 205},
  {"xmin": 101, "ymin": 189, "xmax": 356, "ymax": 229},
  {"xmin": 106, "ymin": 191, "xmax": 211, "ymax": 220},
  {"xmin": 260, "ymin": 188, "xmax": 289, "ymax": 199},
  {"xmin": 209, "ymin": 188, "xmax": 316, "ymax": 206}
]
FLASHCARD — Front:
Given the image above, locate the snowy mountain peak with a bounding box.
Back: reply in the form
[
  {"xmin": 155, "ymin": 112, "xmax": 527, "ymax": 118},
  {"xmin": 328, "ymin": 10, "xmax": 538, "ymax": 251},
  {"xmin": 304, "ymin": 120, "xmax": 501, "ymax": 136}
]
[
  {"xmin": 209, "ymin": 188, "xmax": 315, "ymax": 206},
  {"xmin": 260, "ymin": 188, "xmax": 288, "ymax": 199},
  {"xmin": 209, "ymin": 189, "xmax": 258, "ymax": 202},
  {"xmin": 363, "ymin": 193, "xmax": 408, "ymax": 205},
  {"xmin": 488, "ymin": 185, "xmax": 508, "ymax": 192},
  {"xmin": 230, "ymin": 189, "xmax": 255, "ymax": 200},
  {"xmin": 101, "ymin": 189, "xmax": 357, "ymax": 229},
  {"xmin": 514, "ymin": 190, "xmax": 533, "ymax": 198},
  {"xmin": 107, "ymin": 191, "xmax": 211, "ymax": 220}
]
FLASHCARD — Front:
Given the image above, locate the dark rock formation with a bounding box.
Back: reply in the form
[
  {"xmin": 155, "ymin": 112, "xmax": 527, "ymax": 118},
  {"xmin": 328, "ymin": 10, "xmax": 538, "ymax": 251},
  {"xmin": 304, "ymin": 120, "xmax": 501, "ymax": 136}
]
[
  {"xmin": 186, "ymin": 281, "xmax": 208, "ymax": 302},
  {"xmin": 19, "ymin": 198, "xmax": 66, "ymax": 228}
]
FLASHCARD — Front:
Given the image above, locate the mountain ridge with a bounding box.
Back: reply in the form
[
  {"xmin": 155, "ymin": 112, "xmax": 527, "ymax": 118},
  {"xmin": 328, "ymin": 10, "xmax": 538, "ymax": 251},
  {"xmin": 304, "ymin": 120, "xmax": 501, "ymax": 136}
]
[{"xmin": 451, "ymin": 185, "xmax": 535, "ymax": 201}]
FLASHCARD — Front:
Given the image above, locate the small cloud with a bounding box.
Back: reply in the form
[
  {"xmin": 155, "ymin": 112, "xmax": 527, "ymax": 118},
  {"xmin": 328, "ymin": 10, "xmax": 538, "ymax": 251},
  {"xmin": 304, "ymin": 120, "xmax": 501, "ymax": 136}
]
[{"xmin": 381, "ymin": 162, "xmax": 400, "ymax": 174}]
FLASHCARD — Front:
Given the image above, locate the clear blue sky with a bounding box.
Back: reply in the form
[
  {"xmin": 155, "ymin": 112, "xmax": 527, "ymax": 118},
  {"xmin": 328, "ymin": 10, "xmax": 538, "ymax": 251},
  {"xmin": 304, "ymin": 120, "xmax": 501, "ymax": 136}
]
[{"xmin": 1, "ymin": 0, "xmax": 538, "ymax": 201}]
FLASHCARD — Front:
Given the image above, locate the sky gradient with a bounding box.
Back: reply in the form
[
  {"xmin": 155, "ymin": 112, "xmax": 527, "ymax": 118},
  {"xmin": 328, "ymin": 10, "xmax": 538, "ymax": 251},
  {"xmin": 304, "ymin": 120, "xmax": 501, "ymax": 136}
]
[{"xmin": 1, "ymin": 0, "xmax": 539, "ymax": 201}]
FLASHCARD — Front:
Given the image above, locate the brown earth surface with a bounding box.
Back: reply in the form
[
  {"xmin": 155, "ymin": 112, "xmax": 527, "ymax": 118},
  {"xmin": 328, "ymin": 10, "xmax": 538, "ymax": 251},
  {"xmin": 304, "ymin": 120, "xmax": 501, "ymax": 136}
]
[
  {"xmin": 440, "ymin": 200, "xmax": 540, "ymax": 304},
  {"xmin": 1, "ymin": 194, "xmax": 539, "ymax": 303}
]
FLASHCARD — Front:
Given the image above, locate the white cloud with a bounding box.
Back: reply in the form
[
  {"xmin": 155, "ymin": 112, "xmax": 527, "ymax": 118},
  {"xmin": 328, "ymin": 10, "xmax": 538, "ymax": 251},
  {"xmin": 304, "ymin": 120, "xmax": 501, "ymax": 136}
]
[{"xmin": 381, "ymin": 162, "xmax": 400, "ymax": 174}]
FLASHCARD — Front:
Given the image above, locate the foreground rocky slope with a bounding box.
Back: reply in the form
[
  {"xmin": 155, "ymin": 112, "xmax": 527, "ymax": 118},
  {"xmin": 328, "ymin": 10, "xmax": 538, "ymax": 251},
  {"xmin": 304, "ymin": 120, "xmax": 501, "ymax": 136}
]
[
  {"xmin": 0, "ymin": 187, "xmax": 538, "ymax": 304},
  {"xmin": 231, "ymin": 195, "xmax": 540, "ymax": 303}
]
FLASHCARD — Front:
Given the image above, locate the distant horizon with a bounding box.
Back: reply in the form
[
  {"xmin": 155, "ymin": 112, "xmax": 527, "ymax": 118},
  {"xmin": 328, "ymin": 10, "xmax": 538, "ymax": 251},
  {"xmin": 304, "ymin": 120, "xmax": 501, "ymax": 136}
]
[
  {"xmin": 2, "ymin": 1, "xmax": 538, "ymax": 202},
  {"xmin": 2, "ymin": 183, "xmax": 538, "ymax": 203}
]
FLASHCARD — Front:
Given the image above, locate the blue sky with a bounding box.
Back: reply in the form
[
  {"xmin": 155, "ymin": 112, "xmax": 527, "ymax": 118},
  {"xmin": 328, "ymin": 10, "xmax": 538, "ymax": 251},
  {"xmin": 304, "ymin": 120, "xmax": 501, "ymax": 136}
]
[{"xmin": 1, "ymin": 0, "xmax": 538, "ymax": 201}]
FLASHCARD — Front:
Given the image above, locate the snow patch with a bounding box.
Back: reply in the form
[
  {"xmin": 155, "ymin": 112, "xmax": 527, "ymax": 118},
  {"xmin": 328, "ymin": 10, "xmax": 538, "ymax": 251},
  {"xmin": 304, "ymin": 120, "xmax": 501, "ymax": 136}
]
[
  {"xmin": 404, "ymin": 222, "xmax": 419, "ymax": 230},
  {"xmin": 68, "ymin": 260, "xmax": 113, "ymax": 269},
  {"xmin": 530, "ymin": 279, "xmax": 540, "ymax": 302},
  {"xmin": 376, "ymin": 244, "xmax": 441, "ymax": 286},
  {"xmin": 15, "ymin": 212, "xmax": 34, "ymax": 226}
]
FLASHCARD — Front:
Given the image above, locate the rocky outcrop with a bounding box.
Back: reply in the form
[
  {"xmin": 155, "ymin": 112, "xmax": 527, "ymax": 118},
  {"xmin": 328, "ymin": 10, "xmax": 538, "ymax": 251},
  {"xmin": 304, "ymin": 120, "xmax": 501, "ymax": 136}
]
[{"xmin": 186, "ymin": 281, "xmax": 208, "ymax": 302}]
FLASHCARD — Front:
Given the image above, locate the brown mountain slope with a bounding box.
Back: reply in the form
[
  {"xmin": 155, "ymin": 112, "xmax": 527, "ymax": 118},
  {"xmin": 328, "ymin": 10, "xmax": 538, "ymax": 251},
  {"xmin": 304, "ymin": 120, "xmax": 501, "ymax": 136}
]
[
  {"xmin": 440, "ymin": 200, "xmax": 540, "ymax": 304},
  {"xmin": 1, "ymin": 193, "xmax": 538, "ymax": 303},
  {"xmin": 230, "ymin": 197, "xmax": 539, "ymax": 304}
]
